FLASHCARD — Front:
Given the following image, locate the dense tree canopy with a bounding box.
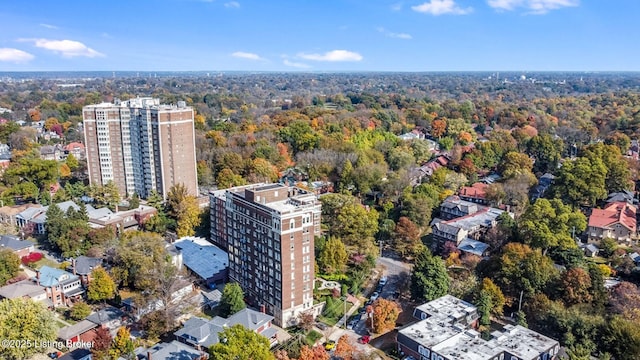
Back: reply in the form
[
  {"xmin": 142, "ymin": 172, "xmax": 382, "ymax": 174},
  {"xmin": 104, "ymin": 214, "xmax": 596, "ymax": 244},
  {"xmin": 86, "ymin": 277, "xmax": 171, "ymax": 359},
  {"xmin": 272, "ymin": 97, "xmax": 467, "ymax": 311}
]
[{"xmin": 209, "ymin": 324, "xmax": 274, "ymax": 360}]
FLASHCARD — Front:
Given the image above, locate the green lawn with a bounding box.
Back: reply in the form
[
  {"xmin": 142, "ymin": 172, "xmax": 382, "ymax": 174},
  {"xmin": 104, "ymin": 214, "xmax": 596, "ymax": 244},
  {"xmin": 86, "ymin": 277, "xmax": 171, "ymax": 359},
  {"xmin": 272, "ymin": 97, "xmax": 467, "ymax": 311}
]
[
  {"xmin": 305, "ymin": 330, "xmax": 322, "ymax": 346},
  {"xmin": 31, "ymin": 257, "xmax": 60, "ymax": 270}
]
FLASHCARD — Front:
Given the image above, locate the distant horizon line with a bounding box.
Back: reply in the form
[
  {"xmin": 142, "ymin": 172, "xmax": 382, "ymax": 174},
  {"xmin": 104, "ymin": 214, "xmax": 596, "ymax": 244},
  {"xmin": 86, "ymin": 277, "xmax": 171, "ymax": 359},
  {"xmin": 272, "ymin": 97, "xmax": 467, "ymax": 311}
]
[{"xmin": 1, "ymin": 70, "xmax": 640, "ymax": 74}]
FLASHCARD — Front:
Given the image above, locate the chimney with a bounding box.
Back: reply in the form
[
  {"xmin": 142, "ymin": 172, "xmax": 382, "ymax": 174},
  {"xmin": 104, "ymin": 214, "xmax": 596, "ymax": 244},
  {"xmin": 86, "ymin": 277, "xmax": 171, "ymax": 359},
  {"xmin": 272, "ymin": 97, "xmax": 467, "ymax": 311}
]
[
  {"xmin": 35, "ymin": 270, "xmax": 40, "ymax": 285},
  {"xmin": 260, "ymin": 304, "xmax": 266, "ymax": 313},
  {"xmin": 71, "ymin": 258, "xmax": 76, "ymax": 275}
]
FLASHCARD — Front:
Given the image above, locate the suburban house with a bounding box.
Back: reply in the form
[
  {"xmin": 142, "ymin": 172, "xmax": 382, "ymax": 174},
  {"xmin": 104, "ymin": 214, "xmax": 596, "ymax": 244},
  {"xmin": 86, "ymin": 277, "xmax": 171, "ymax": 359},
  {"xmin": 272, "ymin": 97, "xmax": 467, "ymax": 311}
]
[
  {"xmin": 63, "ymin": 142, "xmax": 85, "ymax": 160},
  {"xmin": 87, "ymin": 306, "xmax": 125, "ymax": 333},
  {"xmin": 398, "ymin": 130, "xmax": 426, "ymax": 141},
  {"xmin": 531, "ymin": 173, "xmax": 555, "ymax": 201},
  {"xmin": 59, "ymin": 307, "xmax": 126, "ymax": 346},
  {"xmin": 68, "ymin": 256, "xmax": 103, "ymax": 287},
  {"xmin": 0, "ymin": 203, "xmax": 42, "ymax": 227},
  {"xmin": 40, "ymin": 144, "xmax": 65, "ymax": 161},
  {"xmin": 398, "ymin": 295, "xmax": 560, "ymax": 360},
  {"xmin": 606, "ymin": 190, "xmax": 637, "ymax": 205},
  {"xmin": 128, "ymin": 341, "xmax": 208, "ymax": 360},
  {"xmin": 34, "ymin": 266, "xmax": 84, "ymax": 307},
  {"xmin": 173, "ymin": 237, "xmax": 228, "ymax": 289},
  {"xmin": 0, "ymin": 235, "xmax": 35, "ymax": 257},
  {"xmin": 431, "ymin": 207, "xmax": 505, "ymax": 256},
  {"xmin": 15, "ymin": 200, "xmax": 157, "ymax": 235},
  {"xmin": 122, "ymin": 279, "xmax": 194, "ymax": 320},
  {"xmin": 440, "ymin": 196, "xmax": 485, "ymax": 221},
  {"xmin": 174, "ymin": 308, "xmax": 278, "ymax": 351},
  {"xmin": 458, "ymin": 182, "xmax": 489, "ymax": 205},
  {"xmin": 587, "ymin": 201, "xmax": 637, "ymax": 243},
  {"xmin": 0, "ymin": 280, "xmax": 48, "ymax": 305}
]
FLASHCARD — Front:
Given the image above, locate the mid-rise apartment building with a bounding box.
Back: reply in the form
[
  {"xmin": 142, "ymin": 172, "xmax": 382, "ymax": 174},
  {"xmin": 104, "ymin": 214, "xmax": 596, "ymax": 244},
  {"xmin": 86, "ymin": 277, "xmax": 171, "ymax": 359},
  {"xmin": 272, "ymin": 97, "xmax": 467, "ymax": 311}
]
[
  {"xmin": 83, "ymin": 97, "xmax": 198, "ymax": 199},
  {"xmin": 398, "ymin": 295, "xmax": 560, "ymax": 360},
  {"xmin": 209, "ymin": 183, "xmax": 321, "ymax": 327}
]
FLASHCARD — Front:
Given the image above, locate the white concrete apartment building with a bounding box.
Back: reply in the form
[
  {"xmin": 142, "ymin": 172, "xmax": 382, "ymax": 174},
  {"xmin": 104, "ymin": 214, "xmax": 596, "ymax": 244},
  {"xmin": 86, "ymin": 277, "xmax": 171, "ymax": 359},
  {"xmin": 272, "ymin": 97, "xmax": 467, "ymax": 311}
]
[{"xmin": 83, "ymin": 97, "xmax": 198, "ymax": 199}]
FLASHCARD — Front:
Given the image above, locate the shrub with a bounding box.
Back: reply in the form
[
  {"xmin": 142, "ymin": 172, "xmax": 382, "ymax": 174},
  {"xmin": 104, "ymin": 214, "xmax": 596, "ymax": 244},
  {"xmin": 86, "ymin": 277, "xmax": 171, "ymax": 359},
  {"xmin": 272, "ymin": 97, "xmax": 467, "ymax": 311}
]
[{"xmin": 21, "ymin": 252, "xmax": 43, "ymax": 265}]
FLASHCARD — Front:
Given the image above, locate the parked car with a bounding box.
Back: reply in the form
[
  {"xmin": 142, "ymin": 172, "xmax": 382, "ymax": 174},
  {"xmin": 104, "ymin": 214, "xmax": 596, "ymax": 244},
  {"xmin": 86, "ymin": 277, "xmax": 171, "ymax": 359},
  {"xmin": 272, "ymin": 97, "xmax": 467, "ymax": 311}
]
[
  {"xmin": 370, "ymin": 291, "xmax": 380, "ymax": 301},
  {"xmin": 359, "ymin": 335, "xmax": 371, "ymax": 344},
  {"xmin": 316, "ymin": 322, "xmax": 328, "ymax": 330},
  {"xmin": 379, "ymin": 276, "xmax": 388, "ymax": 286},
  {"xmin": 324, "ymin": 340, "xmax": 336, "ymax": 351},
  {"xmin": 347, "ymin": 319, "xmax": 359, "ymax": 330},
  {"xmin": 375, "ymin": 284, "xmax": 383, "ymax": 293}
]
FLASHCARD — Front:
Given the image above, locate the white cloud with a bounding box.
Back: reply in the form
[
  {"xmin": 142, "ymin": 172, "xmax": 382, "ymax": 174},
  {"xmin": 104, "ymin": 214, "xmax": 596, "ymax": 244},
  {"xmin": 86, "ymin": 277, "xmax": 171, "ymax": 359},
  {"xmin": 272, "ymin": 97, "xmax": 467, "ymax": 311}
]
[
  {"xmin": 101, "ymin": 32, "xmax": 113, "ymax": 39},
  {"xmin": 283, "ymin": 59, "xmax": 311, "ymax": 69},
  {"xmin": 224, "ymin": 1, "xmax": 240, "ymax": 8},
  {"xmin": 487, "ymin": 0, "xmax": 579, "ymax": 13},
  {"xmin": 391, "ymin": 2, "xmax": 403, "ymax": 11},
  {"xmin": 231, "ymin": 51, "xmax": 262, "ymax": 60},
  {"xmin": 412, "ymin": 0, "xmax": 472, "ymax": 15},
  {"xmin": 0, "ymin": 48, "xmax": 34, "ymax": 63},
  {"xmin": 20, "ymin": 38, "xmax": 103, "ymax": 57},
  {"xmin": 377, "ymin": 27, "xmax": 412, "ymax": 39},
  {"xmin": 297, "ymin": 50, "xmax": 363, "ymax": 62},
  {"xmin": 39, "ymin": 23, "xmax": 58, "ymax": 29}
]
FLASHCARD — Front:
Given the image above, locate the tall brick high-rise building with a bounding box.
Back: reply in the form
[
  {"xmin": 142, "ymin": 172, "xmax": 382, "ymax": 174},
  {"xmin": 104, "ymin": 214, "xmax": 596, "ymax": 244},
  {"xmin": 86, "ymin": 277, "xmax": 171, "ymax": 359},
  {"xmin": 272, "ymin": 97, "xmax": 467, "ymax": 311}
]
[
  {"xmin": 83, "ymin": 97, "xmax": 198, "ymax": 199},
  {"xmin": 210, "ymin": 183, "xmax": 322, "ymax": 327}
]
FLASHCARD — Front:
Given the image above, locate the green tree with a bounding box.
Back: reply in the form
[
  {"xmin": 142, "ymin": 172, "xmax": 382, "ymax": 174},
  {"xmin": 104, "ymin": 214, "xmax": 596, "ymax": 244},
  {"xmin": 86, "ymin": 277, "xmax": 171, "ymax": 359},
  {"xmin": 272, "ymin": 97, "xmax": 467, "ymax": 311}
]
[
  {"xmin": 320, "ymin": 194, "xmax": 379, "ymax": 254},
  {"xmin": 166, "ymin": 183, "xmax": 201, "ymax": 237},
  {"xmin": 492, "ymin": 243, "xmax": 558, "ymax": 299},
  {"xmin": 87, "ymin": 267, "xmax": 116, "ymax": 302},
  {"xmin": 478, "ymin": 278, "xmax": 506, "ymax": 317},
  {"xmin": 411, "ymin": 248, "xmax": 450, "ymax": 301},
  {"xmin": 519, "ymin": 198, "xmax": 587, "ymax": 253},
  {"xmin": 216, "ymin": 169, "xmax": 247, "ymax": 189},
  {"xmin": 583, "ymin": 143, "xmax": 633, "ymax": 192},
  {"xmin": 0, "ymin": 298, "xmax": 57, "ymax": 360},
  {"xmin": 65, "ymin": 153, "xmax": 79, "ymax": 171},
  {"xmin": 209, "ymin": 324, "xmax": 274, "ymax": 360},
  {"xmin": 219, "ymin": 282, "xmax": 246, "ymax": 317},
  {"xmin": 526, "ymin": 134, "xmax": 564, "ymax": 174},
  {"xmin": 338, "ymin": 159, "xmax": 354, "ymax": 193},
  {"xmin": 0, "ymin": 249, "xmax": 20, "ymax": 285},
  {"xmin": 552, "ymin": 156, "xmax": 607, "ymax": 207},
  {"xmin": 317, "ymin": 236, "xmax": 348, "ymax": 274},
  {"xmin": 109, "ymin": 326, "xmax": 135, "ymax": 360},
  {"xmin": 499, "ymin": 151, "xmax": 534, "ymax": 179},
  {"xmin": 603, "ymin": 316, "xmax": 640, "ymax": 360},
  {"xmin": 69, "ymin": 301, "xmax": 91, "ymax": 320},
  {"xmin": 129, "ymin": 192, "xmax": 140, "ymax": 209},
  {"xmin": 112, "ymin": 232, "xmax": 167, "ymax": 290}
]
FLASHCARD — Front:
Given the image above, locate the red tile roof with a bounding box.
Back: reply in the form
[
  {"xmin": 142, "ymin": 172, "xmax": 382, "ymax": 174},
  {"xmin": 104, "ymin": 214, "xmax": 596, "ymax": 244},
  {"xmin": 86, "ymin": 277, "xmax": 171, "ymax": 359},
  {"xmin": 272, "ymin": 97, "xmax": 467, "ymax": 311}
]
[
  {"xmin": 64, "ymin": 142, "xmax": 85, "ymax": 151},
  {"xmin": 588, "ymin": 201, "xmax": 637, "ymax": 232},
  {"xmin": 459, "ymin": 183, "xmax": 488, "ymax": 199}
]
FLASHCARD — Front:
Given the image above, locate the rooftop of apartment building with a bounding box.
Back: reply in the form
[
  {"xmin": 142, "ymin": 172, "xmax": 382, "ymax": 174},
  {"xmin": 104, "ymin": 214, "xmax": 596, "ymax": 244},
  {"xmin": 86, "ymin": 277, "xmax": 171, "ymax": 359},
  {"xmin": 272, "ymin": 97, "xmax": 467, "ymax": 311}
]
[
  {"xmin": 84, "ymin": 96, "xmax": 190, "ymax": 111},
  {"xmin": 400, "ymin": 296, "xmax": 558, "ymax": 360},
  {"xmin": 413, "ymin": 294, "xmax": 477, "ymax": 323},
  {"xmin": 211, "ymin": 183, "xmax": 320, "ymax": 215},
  {"xmin": 433, "ymin": 207, "xmax": 505, "ymax": 235}
]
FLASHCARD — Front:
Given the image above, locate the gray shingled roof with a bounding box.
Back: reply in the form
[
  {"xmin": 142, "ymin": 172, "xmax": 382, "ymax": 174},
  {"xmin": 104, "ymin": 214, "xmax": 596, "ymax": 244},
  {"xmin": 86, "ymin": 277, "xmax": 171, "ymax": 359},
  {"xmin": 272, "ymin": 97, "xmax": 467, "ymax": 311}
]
[
  {"xmin": 0, "ymin": 235, "xmax": 33, "ymax": 251},
  {"xmin": 141, "ymin": 340, "xmax": 204, "ymax": 360},
  {"xmin": 0, "ymin": 280, "xmax": 45, "ymax": 299},
  {"xmin": 87, "ymin": 307, "xmax": 124, "ymax": 325},
  {"xmin": 58, "ymin": 320, "xmax": 97, "ymax": 341},
  {"xmin": 72, "ymin": 256, "xmax": 102, "ymax": 275}
]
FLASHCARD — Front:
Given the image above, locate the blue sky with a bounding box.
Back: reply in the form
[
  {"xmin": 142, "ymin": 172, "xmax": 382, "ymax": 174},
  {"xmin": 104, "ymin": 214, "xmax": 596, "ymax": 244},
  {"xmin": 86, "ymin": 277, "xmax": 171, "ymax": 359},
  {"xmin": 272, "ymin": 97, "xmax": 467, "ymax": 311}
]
[{"xmin": 0, "ymin": 0, "xmax": 638, "ymax": 72}]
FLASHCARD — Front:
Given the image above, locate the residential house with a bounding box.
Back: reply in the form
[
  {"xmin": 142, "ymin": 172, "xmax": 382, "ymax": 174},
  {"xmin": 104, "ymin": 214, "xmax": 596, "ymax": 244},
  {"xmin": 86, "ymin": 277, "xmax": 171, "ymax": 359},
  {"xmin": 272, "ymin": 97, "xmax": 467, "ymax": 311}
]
[
  {"xmin": 58, "ymin": 320, "xmax": 98, "ymax": 346},
  {"xmin": 439, "ymin": 196, "xmax": 484, "ymax": 221},
  {"xmin": 173, "ymin": 237, "xmax": 228, "ymax": 289},
  {"xmin": 0, "ymin": 204, "xmax": 42, "ymax": 227},
  {"xmin": 58, "ymin": 349, "xmax": 92, "ymax": 360},
  {"xmin": 87, "ymin": 306, "xmax": 125, "ymax": 333},
  {"xmin": 398, "ymin": 295, "xmax": 560, "ymax": 360},
  {"xmin": 35, "ymin": 266, "xmax": 84, "ymax": 307},
  {"xmin": 398, "ymin": 130, "xmax": 426, "ymax": 141},
  {"xmin": 122, "ymin": 279, "xmax": 194, "ymax": 320},
  {"xmin": 16, "ymin": 200, "xmax": 80, "ymax": 235},
  {"xmin": 40, "ymin": 144, "xmax": 65, "ymax": 161},
  {"xmin": 0, "ymin": 280, "xmax": 48, "ymax": 305},
  {"xmin": 531, "ymin": 173, "xmax": 555, "ymax": 201},
  {"xmin": 201, "ymin": 289, "xmax": 222, "ymax": 310},
  {"xmin": 69, "ymin": 256, "xmax": 103, "ymax": 287},
  {"xmin": 431, "ymin": 207, "xmax": 505, "ymax": 256},
  {"xmin": 174, "ymin": 308, "xmax": 278, "ymax": 351},
  {"xmin": 0, "ymin": 234, "xmax": 35, "ymax": 257},
  {"xmin": 582, "ymin": 243, "xmax": 599, "ymax": 258},
  {"xmin": 458, "ymin": 182, "xmax": 489, "ymax": 205},
  {"xmin": 587, "ymin": 202, "xmax": 637, "ymax": 243},
  {"xmin": 129, "ymin": 341, "xmax": 208, "ymax": 360},
  {"xmin": 606, "ymin": 190, "xmax": 637, "ymax": 205},
  {"xmin": 64, "ymin": 142, "xmax": 85, "ymax": 160}
]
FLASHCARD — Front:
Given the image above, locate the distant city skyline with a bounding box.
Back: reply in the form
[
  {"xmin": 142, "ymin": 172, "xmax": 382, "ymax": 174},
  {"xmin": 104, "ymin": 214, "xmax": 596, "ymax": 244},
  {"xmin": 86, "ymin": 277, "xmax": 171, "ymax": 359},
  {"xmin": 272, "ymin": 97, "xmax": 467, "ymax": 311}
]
[{"xmin": 1, "ymin": 0, "xmax": 639, "ymax": 72}]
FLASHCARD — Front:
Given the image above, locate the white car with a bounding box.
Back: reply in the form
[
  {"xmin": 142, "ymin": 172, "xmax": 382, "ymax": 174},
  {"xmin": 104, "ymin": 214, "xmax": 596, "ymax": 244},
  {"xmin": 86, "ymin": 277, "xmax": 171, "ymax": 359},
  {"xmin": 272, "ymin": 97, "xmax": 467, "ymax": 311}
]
[
  {"xmin": 370, "ymin": 292, "xmax": 380, "ymax": 301},
  {"xmin": 379, "ymin": 276, "xmax": 388, "ymax": 286}
]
